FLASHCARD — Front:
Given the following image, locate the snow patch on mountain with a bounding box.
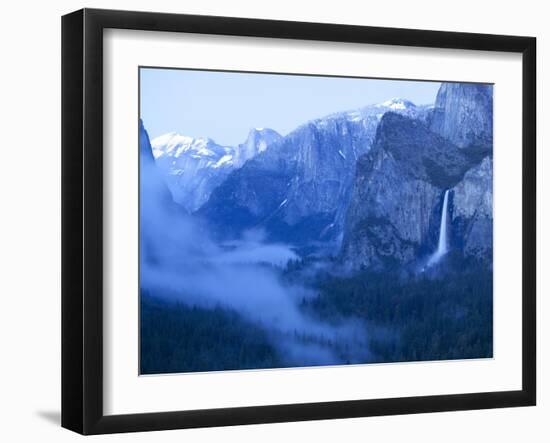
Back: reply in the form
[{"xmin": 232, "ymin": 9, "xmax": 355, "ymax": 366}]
[
  {"xmin": 319, "ymin": 97, "xmax": 427, "ymax": 127},
  {"xmin": 377, "ymin": 98, "xmax": 416, "ymax": 110},
  {"xmin": 151, "ymin": 128, "xmax": 282, "ymax": 212}
]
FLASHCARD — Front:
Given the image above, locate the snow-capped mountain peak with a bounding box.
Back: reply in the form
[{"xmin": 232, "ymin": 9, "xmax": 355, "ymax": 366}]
[
  {"xmin": 151, "ymin": 133, "xmax": 231, "ymax": 160},
  {"xmin": 319, "ymin": 98, "xmax": 423, "ymax": 127},
  {"xmin": 150, "ymin": 128, "xmax": 281, "ymax": 212},
  {"xmin": 148, "ymin": 96, "xmax": 430, "ymax": 216},
  {"xmin": 377, "ymin": 98, "xmax": 416, "ymax": 110}
]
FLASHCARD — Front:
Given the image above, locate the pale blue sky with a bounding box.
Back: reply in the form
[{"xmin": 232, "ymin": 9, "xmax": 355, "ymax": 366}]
[{"xmin": 140, "ymin": 67, "xmax": 440, "ymax": 146}]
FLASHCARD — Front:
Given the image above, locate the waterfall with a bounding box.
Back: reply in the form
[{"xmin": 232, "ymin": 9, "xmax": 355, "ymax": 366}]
[{"xmin": 427, "ymin": 189, "xmax": 450, "ymax": 267}]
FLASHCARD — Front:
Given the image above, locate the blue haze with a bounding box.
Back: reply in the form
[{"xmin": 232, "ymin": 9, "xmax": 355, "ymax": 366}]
[{"xmin": 139, "ymin": 75, "xmax": 493, "ymax": 374}]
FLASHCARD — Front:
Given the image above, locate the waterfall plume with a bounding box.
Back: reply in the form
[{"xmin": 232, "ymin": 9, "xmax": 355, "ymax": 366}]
[{"xmin": 427, "ymin": 189, "xmax": 450, "ymax": 267}]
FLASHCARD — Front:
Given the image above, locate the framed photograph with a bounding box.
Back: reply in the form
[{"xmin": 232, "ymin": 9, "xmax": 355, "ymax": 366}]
[{"xmin": 62, "ymin": 8, "xmax": 536, "ymax": 435}]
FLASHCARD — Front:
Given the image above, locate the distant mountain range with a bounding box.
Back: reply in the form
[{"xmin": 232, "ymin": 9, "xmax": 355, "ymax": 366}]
[
  {"xmin": 141, "ymin": 83, "xmax": 493, "ymax": 268},
  {"xmin": 198, "ymin": 98, "xmax": 432, "ymax": 250},
  {"xmin": 152, "ymin": 128, "xmax": 281, "ymax": 212}
]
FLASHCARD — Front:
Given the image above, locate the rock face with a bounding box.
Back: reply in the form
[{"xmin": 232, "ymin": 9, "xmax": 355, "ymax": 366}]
[
  {"xmin": 371, "ymin": 113, "xmax": 475, "ymax": 188},
  {"xmin": 152, "ymin": 128, "xmax": 281, "ymax": 212},
  {"xmin": 430, "ymin": 83, "xmax": 493, "ymax": 150},
  {"xmin": 341, "ymin": 83, "xmax": 493, "ymax": 269},
  {"xmin": 340, "ymin": 113, "xmax": 473, "ymax": 269},
  {"xmin": 199, "ymin": 99, "xmax": 431, "ymax": 247},
  {"xmin": 234, "ymin": 128, "xmax": 281, "ymax": 166},
  {"xmin": 451, "ymin": 156, "xmax": 493, "ymax": 260}
]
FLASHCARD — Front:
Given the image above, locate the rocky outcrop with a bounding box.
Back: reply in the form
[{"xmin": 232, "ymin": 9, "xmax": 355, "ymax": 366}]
[
  {"xmin": 372, "ymin": 113, "xmax": 475, "ymax": 188},
  {"xmin": 430, "ymin": 83, "xmax": 493, "ymax": 150},
  {"xmin": 341, "ymin": 83, "xmax": 494, "ymax": 269},
  {"xmin": 234, "ymin": 128, "xmax": 281, "ymax": 166},
  {"xmin": 450, "ymin": 156, "xmax": 493, "ymax": 260},
  {"xmin": 340, "ymin": 113, "xmax": 472, "ymax": 269}
]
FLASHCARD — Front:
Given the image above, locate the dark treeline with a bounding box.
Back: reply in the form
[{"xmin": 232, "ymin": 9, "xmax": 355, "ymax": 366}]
[
  {"xmin": 140, "ymin": 256, "xmax": 492, "ymax": 373},
  {"xmin": 301, "ymin": 259, "xmax": 493, "ymax": 363},
  {"xmin": 140, "ymin": 295, "xmax": 282, "ymax": 374}
]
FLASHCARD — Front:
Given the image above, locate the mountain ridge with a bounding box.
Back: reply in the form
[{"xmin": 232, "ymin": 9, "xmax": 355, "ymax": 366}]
[
  {"xmin": 152, "ymin": 127, "xmax": 282, "ymax": 212},
  {"xmin": 198, "ymin": 97, "xmax": 433, "ymax": 249}
]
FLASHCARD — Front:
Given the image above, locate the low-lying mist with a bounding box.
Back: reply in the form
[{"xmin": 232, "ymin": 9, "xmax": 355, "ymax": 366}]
[{"xmin": 140, "ymin": 153, "xmax": 370, "ymax": 367}]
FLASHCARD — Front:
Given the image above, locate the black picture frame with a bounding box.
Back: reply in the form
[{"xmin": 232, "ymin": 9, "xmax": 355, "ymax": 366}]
[{"xmin": 62, "ymin": 8, "xmax": 536, "ymax": 435}]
